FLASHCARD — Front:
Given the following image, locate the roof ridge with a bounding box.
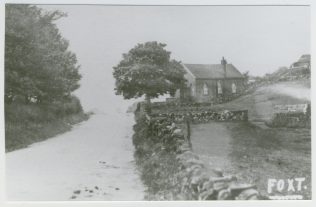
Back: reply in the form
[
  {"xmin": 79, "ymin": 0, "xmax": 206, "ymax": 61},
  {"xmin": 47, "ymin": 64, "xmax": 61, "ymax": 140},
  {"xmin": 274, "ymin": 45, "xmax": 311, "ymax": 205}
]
[{"xmin": 183, "ymin": 63, "xmax": 243, "ymax": 79}]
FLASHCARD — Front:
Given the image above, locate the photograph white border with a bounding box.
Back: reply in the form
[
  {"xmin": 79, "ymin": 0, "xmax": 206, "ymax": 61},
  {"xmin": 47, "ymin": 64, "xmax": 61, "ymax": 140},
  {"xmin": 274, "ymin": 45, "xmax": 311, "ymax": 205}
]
[{"xmin": 0, "ymin": 0, "xmax": 314, "ymax": 207}]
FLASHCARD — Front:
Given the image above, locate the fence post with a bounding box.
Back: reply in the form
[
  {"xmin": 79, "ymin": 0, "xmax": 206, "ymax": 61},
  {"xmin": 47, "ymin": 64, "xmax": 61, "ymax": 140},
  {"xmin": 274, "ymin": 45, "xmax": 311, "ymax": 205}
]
[{"xmin": 185, "ymin": 115, "xmax": 192, "ymax": 150}]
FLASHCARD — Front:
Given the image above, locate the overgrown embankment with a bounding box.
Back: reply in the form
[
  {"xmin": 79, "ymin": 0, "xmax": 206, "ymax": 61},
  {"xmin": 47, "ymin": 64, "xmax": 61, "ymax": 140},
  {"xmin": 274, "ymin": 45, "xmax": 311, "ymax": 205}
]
[
  {"xmin": 5, "ymin": 5, "xmax": 88, "ymax": 152},
  {"xmin": 132, "ymin": 104, "xmax": 261, "ymax": 200},
  {"xmin": 5, "ymin": 96, "xmax": 90, "ymax": 152}
]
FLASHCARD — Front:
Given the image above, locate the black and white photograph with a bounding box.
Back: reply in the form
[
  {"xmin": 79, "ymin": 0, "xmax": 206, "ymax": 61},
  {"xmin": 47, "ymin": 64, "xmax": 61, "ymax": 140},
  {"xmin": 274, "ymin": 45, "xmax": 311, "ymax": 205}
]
[{"xmin": 0, "ymin": 0, "xmax": 313, "ymax": 204}]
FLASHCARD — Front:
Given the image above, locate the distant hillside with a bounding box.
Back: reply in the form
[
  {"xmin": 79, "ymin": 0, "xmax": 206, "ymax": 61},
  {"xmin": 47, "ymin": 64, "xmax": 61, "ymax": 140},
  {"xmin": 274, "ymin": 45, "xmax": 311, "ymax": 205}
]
[
  {"xmin": 249, "ymin": 54, "xmax": 311, "ymax": 89},
  {"xmin": 269, "ymin": 67, "xmax": 309, "ymax": 82}
]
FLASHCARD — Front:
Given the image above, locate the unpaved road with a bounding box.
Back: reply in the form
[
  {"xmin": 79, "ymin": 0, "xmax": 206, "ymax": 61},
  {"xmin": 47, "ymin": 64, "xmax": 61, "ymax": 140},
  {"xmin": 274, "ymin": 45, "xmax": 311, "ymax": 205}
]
[
  {"xmin": 252, "ymin": 82, "xmax": 310, "ymax": 121},
  {"xmin": 260, "ymin": 82, "xmax": 310, "ymax": 101},
  {"xmin": 6, "ymin": 112, "xmax": 144, "ymax": 201}
]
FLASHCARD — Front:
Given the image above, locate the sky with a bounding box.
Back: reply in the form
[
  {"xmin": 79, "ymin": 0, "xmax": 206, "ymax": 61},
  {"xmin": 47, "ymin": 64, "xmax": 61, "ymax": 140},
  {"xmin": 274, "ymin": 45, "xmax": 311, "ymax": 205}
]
[{"xmin": 39, "ymin": 5, "xmax": 310, "ymax": 111}]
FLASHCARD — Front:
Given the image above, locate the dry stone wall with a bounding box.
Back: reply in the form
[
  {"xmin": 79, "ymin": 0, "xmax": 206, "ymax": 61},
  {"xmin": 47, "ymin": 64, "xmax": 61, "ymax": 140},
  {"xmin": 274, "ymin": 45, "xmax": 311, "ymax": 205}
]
[
  {"xmin": 151, "ymin": 110, "xmax": 248, "ymax": 124},
  {"xmin": 265, "ymin": 104, "xmax": 311, "ymax": 128},
  {"xmin": 133, "ymin": 105, "xmax": 261, "ymax": 200}
]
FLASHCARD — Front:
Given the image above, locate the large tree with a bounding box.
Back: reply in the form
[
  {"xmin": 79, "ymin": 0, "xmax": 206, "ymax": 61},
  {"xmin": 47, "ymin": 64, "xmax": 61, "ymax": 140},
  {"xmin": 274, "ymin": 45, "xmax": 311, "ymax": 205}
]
[
  {"xmin": 113, "ymin": 42, "xmax": 186, "ymax": 108},
  {"xmin": 5, "ymin": 5, "xmax": 81, "ymax": 104}
]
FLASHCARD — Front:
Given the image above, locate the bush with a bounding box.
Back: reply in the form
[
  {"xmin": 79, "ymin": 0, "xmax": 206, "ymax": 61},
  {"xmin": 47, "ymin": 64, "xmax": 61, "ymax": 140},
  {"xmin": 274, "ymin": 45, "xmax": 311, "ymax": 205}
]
[
  {"xmin": 5, "ymin": 95, "xmax": 88, "ymax": 152},
  {"xmin": 48, "ymin": 96, "xmax": 83, "ymax": 117}
]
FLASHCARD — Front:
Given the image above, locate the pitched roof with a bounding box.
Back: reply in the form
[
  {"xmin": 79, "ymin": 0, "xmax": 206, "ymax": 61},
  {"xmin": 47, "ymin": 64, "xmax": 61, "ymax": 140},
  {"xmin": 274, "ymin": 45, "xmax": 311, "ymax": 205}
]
[{"xmin": 183, "ymin": 63, "xmax": 244, "ymax": 79}]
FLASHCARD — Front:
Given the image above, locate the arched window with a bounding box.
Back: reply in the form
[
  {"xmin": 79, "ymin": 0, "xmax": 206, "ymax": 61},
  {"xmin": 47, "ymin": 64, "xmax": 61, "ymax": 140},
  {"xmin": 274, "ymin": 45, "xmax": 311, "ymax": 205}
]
[
  {"xmin": 203, "ymin": 83, "xmax": 208, "ymax": 95},
  {"xmin": 217, "ymin": 81, "xmax": 222, "ymax": 94},
  {"xmin": 232, "ymin": 82, "xmax": 237, "ymax": 94},
  {"xmin": 191, "ymin": 85, "xmax": 195, "ymax": 96}
]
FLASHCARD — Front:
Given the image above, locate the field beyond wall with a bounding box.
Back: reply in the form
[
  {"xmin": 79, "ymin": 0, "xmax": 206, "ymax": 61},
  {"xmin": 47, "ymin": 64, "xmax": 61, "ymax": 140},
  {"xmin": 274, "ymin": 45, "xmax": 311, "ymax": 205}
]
[{"xmin": 189, "ymin": 81, "xmax": 311, "ymax": 199}]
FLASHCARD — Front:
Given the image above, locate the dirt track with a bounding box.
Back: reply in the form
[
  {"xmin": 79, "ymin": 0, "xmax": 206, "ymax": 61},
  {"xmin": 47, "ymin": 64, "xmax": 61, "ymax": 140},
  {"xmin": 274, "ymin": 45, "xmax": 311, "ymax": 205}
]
[
  {"xmin": 263, "ymin": 82, "xmax": 310, "ymax": 101},
  {"xmin": 6, "ymin": 112, "xmax": 144, "ymax": 201}
]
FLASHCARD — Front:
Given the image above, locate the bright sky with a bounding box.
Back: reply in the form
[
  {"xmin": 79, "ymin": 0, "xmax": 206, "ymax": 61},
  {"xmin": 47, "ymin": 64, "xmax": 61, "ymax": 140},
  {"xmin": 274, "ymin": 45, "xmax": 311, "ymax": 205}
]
[{"xmin": 39, "ymin": 5, "xmax": 310, "ymax": 111}]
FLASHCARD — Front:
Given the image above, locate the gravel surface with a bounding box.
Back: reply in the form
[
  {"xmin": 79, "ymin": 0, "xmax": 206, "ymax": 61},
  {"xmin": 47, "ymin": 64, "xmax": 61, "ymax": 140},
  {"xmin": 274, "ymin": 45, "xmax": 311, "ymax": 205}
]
[{"xmin": 6, "ymin": 111, "xmax": 144, "ymax": 201}]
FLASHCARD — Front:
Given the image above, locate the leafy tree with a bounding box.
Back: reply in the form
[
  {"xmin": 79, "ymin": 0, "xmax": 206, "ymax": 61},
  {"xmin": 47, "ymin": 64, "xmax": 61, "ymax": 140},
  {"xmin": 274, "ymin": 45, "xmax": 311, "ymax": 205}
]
[
  {"xmin": 113, "ymin": 42, "xmax": 186, "ymax": 109},
  {"xmin": 5, "ymin": 5, "xmax": 81, "ymax": 104}
]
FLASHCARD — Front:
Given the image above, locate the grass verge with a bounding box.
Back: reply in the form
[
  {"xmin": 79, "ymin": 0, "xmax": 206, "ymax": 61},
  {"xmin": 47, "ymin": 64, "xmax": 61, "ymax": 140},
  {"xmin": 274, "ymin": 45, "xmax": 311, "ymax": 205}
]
[
  {"xmin": 190, "ymin": 121, "xmax": 311, "ymax": 199},
  {"xmin": 5, "ymin": 102, "xmax": 91, "ymax": 152}
]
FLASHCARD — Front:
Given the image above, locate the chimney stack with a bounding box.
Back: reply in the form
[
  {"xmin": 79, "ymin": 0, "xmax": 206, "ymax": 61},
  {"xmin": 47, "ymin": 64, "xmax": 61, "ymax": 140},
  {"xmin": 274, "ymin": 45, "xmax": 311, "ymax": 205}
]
[{"xmin": 221, "ymin": 57, "xmax": 227, "ymax": 79}]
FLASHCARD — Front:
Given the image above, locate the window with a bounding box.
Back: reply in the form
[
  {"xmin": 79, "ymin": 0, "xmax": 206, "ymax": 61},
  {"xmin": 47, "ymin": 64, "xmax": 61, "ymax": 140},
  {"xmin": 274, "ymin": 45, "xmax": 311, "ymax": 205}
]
[
  {"xmin": 203, "ymin": 83, "xmax": 208, "ymax": 95},
  {"xmin": 191, "ymin": 85, "xmax": 195, "ymax": 96},
  {"xmin": 232, "ymin": 83, "xmax": 237, "ymax": 94},
  {"xmin": 217, "ymin": 81, "xmax": 222, "ymax": 94}
]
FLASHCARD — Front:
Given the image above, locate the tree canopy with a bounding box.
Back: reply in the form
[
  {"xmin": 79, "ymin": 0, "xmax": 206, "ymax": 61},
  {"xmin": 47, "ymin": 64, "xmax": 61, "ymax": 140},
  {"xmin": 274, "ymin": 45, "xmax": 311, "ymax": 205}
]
[
  {"xmin": 113, "ymin": 42, "xmax": 186, "ymax": 101},
  {"xmin": 5, "ymin": 5, "xmax": 81, "ymax": 104}
]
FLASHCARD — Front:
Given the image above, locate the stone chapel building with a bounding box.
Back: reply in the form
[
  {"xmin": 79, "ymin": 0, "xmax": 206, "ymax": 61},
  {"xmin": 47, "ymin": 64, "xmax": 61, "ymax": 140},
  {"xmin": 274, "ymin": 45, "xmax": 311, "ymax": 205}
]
[{"xmin": 176, "ymin": 57, "xmax": 245, "ymax": 103}]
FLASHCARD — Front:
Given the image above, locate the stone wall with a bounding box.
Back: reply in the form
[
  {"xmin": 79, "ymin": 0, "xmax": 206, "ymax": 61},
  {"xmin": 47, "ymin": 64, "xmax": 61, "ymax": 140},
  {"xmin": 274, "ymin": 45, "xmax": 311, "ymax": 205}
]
[
  {"xmin": 133, "ymin": 105, "xmax": 261, "ymax": 200},
  {"xmin": 151, "ymin": 110, "xmax": 248, "ymax": 124},
  {"xmin": 265, "ymin": 104, "xmax": 311, "ymax": 128}
]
